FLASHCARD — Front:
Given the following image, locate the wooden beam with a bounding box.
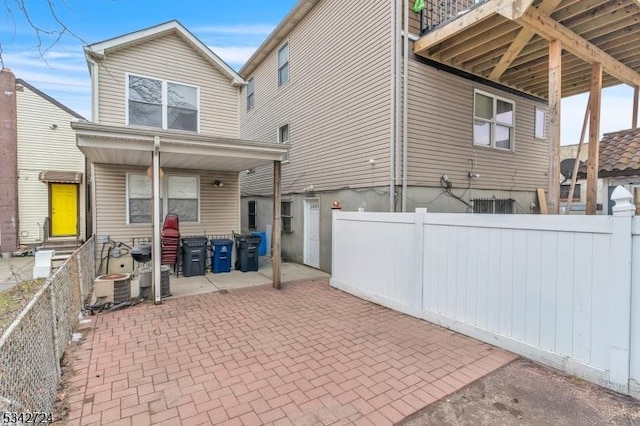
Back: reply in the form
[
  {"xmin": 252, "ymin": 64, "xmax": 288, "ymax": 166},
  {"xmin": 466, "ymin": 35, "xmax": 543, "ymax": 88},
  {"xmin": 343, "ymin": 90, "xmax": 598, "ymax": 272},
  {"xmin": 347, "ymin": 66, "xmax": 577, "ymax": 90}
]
[
  {"xmin": 548, "ymin": 39, "xmax": 562, "ymax": 215},
  {"xmin": 537, "ymin": 189, "xmax": 548, "ymax": 214},
  {"xmin": 272, "ymin": 161, "xmax": 282, "ymax": 289},
  {"xmin": 489, "ymin": 0, "xmax": 562, "ymax": 80},
  {"xmin": 414, "ymin": 0, "xmax": 534, "ymax": 55},
  {"xmin": 515, "ymin": 7, "xmax": 640, "ymax": 88},
  {"xmin": 633, "ymin": 85, "xmax": 639, "ymax": 129},
  {"xmin": 586, "ymin": 63, "xmax": 602, "ymax": 215},
  {"xmin": 565, "ymin": 95, "xmax": 590, "ymax": 215}
]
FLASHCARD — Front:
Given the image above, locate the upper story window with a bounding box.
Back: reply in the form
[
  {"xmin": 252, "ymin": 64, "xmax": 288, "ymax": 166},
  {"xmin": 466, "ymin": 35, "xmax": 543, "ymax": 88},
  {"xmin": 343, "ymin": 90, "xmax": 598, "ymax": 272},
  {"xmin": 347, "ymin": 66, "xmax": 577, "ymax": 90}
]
[
  {"xmin": 278, "ymin": 42, "xmax": 289, "ymax": 86},
  {"xmin": 473, "ymin": 90, "xmax": 515, "ymax": 150},
  {"xmin": 246, "ymin": 78, "xmax": 255, "ymax": 111},
  {"xmin": 127, "ymin": 74, "xmax": 199, "ymax": 132},
  {"xmin": 278, "ymin": 123, "xmax": 290, "ymax": 162}
]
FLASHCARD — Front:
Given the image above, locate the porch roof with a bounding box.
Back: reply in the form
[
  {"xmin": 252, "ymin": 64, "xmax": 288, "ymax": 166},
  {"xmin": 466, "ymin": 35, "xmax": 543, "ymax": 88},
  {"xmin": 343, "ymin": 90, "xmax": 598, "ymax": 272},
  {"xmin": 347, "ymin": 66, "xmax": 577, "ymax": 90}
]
[
  {"xmin": 71, "ymin": 121, "xmax": 289, "ymax": 172},
  {"xmin": 413, "ymin": 0, "xmax": 640, "ymax": 99}
]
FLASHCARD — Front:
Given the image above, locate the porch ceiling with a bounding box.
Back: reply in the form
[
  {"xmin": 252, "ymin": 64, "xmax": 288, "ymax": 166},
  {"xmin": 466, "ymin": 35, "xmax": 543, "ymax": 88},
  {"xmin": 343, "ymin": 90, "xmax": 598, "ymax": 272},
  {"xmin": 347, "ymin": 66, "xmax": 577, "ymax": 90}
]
[
  {"xmin": 71, "ymin": 122, "xmax": 288, "ymax": 172},
  {"xmin": 414, "ymin": 0, "xmax": 640, "ymax": 99}
]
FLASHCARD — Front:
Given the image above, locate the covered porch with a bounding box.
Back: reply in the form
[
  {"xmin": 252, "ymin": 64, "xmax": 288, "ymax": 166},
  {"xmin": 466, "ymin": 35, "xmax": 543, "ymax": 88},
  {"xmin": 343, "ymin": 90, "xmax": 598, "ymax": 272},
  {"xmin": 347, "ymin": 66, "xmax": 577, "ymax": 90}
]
[
  {"xmin": 412, "ymin": 0, "xmax": 640, "ymax": 214},
  {"xmin": 72, "ymin": 122, "xmax": 290, "ymax": 302}
]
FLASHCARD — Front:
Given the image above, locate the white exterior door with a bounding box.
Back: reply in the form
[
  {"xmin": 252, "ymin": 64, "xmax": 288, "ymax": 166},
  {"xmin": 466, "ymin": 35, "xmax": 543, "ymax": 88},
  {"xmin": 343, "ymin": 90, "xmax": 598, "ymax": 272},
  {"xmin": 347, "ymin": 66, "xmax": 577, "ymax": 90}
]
[{"xmin": 304, "ymin": 199, "xmax": 320, "ymax": 268}]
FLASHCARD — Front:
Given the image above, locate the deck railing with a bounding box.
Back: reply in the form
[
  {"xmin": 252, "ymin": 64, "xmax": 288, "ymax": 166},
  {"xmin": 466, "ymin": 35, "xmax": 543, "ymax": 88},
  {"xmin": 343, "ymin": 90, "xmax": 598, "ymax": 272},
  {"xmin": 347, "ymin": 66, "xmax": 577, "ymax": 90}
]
[{"xmin": 419, "ymin": 0, "xmax": 488, "ymax": 34}]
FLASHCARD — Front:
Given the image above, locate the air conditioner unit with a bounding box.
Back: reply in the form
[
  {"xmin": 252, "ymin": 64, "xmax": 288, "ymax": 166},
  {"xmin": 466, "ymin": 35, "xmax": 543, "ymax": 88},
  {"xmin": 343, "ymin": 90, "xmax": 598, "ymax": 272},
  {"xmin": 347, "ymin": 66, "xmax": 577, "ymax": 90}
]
[{"xmin": 94, "ymin": 273, "xmax": 131, "ymax": 303}]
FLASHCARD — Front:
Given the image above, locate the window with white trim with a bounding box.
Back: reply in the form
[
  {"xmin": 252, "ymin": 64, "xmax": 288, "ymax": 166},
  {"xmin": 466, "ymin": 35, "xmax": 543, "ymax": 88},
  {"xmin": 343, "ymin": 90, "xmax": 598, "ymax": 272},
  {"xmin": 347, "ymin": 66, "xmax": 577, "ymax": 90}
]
[
  {"xmin": 126, "ymin": 173, "xmax": 199, "ymax": 224},
  {"xmin": 281, "ymin": 201, "xmax": 293, "ymax": 233},
  {"xmin": 278, "ymin": 42, "xmax": 289, "ymax": 86},
  {"xmin": 473, "ymin": 90, "xmax": 515, "ymax": 150},
  {"xmin": 127, "ymin": 74, "xmax": 199, "ymax": 132},
  {"xmin": 246, "ymin": 78, "xmax": 255, "ymax": 111},
  {"xmin": 278, "ymin": 123, "xmax": 290, "ymax": 162},
  {"xmin": 535, "ymin": 107, "xmax": 547, "ymax": 139},
  {"xmin": 127, "ymin": 174, "xmax": 153, "ymax": 224}
]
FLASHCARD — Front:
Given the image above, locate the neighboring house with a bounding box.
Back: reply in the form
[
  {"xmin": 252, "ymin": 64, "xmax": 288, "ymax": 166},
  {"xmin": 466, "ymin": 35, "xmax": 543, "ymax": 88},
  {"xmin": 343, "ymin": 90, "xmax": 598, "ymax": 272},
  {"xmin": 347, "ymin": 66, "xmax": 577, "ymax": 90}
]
[
  {"xmin": 0, "ymin": 68, "xmax": 86, "ymax": 256},
  {"xmin": 16, "ymin": 79, "xmax": 87, "ymax": 246},
  {"xmin": 577, "ymin": 128, "xmax": 640, "ymax": 215},
  {"xmin": 0, "ymin": 68, "xmax": 18, "ymax": 257},
  {"xmin": 238, "ymin": 0, "xmax": 551, "ymax": 272},
  {"xmin": 73, "ymin": 21, "xmax": 287, "ymax": 282},
  {"xmin": 558, "ymin": 144, "xmax": 604, "ymax": 214}
]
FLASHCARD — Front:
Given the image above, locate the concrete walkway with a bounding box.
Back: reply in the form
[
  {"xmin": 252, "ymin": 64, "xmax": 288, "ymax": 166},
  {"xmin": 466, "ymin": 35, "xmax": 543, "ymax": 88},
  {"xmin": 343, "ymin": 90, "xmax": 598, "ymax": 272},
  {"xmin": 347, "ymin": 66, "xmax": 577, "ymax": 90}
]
[
  {"xmin": 0, "ymin": 256, "xmax": 33, "ymax": 292},
  {"xmin": 66, "ymin": 279, "xmax": 515, "ymax": 425}
]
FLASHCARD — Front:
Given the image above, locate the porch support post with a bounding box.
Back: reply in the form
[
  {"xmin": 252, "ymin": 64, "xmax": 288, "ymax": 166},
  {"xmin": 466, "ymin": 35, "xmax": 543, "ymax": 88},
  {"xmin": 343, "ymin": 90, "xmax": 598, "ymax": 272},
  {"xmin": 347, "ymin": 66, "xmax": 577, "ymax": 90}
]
[
  {"xmin": 272, "ymin": 161, "xmax": 282, "ymax": 289},
  {"xmin": 633, "ymin": 85, "xmax": 639, "ymax": 130},
  {"xmin": 586, "ymin": 63, "xmax": 602, "ymax": 215},
  {"xmin": 548, "ymin": 39, "xmax": 562, "ymax": 214},
  {"xmin": 152, "ymin": 136, "xmax": 162, "ymax": 303}
]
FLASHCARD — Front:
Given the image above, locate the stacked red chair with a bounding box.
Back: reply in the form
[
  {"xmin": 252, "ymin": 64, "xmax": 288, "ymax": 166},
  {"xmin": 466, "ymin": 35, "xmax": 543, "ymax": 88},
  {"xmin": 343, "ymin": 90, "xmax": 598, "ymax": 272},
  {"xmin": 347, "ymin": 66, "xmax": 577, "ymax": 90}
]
[{"xmin": 161, "ymin": 214, "xmax": 180, "ymax": 269}]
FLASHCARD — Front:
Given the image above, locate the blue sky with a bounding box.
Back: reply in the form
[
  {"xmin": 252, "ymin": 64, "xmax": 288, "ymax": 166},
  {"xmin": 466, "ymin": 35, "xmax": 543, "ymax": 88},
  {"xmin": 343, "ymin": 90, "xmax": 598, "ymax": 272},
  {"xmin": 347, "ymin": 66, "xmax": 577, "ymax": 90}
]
[
  {"xmin": 1, "ymin": 0, "xmax": 637, "ymax": 144},
  {"xmin": 0, "ymin": 0, "xmax": 296, "ymax": 118}
]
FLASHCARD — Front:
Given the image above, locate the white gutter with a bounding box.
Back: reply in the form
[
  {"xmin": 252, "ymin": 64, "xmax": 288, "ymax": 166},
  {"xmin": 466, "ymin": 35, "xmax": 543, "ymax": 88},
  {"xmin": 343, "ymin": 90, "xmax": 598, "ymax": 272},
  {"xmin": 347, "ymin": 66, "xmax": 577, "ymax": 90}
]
[
  {"xmin": 152, "ymin": 136, "xmax": 162, "ymax": 304},
  {"xmin": 389, "ymin": 0, "xmax": 397, "ymax": 212},
  {"xmin": 402, "ymin": 0, "xmax": 409, "ymax": 212}
]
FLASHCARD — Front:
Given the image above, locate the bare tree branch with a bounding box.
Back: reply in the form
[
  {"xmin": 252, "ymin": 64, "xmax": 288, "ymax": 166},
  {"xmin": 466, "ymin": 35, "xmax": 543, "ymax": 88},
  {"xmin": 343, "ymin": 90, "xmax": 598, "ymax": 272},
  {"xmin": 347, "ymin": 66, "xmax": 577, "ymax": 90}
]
[{"xmin": 0, "ymin": 0, "xmax": 86, "ymax": 68}]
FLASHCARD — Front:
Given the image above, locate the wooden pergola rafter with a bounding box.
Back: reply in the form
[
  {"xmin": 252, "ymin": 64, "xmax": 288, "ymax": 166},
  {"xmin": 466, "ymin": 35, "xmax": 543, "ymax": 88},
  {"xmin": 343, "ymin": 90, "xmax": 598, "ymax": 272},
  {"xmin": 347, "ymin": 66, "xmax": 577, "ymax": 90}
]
[{"xmin": 413, "ymin": 0, "xmax": 640, "ymax": 214}]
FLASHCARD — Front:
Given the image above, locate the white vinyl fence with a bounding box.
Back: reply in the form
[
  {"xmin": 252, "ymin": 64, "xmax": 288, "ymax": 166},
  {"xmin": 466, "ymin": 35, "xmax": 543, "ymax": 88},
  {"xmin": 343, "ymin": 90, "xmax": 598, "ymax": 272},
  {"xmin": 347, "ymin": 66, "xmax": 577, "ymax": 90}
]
[{"xmin": 331, "ymin": 190, "xmax": 639, "ymax": 398}]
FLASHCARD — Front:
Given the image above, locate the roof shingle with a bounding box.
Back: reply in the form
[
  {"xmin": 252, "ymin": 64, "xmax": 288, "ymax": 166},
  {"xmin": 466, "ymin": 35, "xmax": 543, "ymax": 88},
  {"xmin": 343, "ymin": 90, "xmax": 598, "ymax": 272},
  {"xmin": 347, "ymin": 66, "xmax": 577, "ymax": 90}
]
[{"xmin": 578, "ymin": 128, "xmax": 640, "ymax": 178}]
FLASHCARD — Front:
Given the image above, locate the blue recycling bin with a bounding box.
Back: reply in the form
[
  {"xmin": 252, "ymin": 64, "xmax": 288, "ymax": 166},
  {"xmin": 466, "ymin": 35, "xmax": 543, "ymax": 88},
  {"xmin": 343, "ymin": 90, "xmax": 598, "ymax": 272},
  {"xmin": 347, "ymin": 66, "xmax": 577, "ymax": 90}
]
[
  {"xmin": 251, "ymin": 231, "xmax": 267, "ymax": 256},
  {"xmin": 211, "ymin": 239, "xmax": 233, "ymax": 273}
]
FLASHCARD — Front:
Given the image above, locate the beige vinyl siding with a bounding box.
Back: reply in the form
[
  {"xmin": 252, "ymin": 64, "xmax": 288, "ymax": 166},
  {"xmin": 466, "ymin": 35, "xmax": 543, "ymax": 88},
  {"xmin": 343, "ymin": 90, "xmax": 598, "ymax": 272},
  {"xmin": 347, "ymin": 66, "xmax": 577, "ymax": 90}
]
[
  {"xmin": 406, "ymin": 58, "xmax": 549, "ymax": 191},
  {"xmin": 16, "ymin": 85, "xmax": 86, "ymax": 244},
  {"xmin": 93, "ymin": 165, "xmax": 239, "ymax": 245},
  {"xmin": 97, "ymin": 33, "xmax": 240, "ymax": 138},
  {"xmin": 240, "ymin": 0, "xmax": 392, "ymax": 196}
]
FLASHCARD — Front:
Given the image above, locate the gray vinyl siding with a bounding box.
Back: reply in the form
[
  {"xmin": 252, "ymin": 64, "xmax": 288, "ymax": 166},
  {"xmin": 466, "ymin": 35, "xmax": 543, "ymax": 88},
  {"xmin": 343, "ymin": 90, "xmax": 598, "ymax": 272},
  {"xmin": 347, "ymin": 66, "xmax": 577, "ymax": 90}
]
[
  {"xmin": 93, "ymin": 164, "xmax": 240, "ymax": 245},
  {"xmin": 406, "ymin": 58, "xmax": 549, "ymax": 191},
  {"xmin": 240, "ymin": 0, "xmax": 392, "ymax": 196},
  {"xmin": 16, "ymin": 85, "xmax": 86, "ymax": 244},
  {"xmin": 96, "ymin": 33, "xmax": 240, "ymax": 138}
]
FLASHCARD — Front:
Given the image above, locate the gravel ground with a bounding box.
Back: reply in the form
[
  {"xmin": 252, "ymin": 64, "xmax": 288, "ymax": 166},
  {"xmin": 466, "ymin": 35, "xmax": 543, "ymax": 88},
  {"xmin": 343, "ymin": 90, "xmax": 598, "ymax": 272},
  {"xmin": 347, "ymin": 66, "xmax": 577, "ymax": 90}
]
[{"xmin": 400, "ymin": 358, "xmax": 640, "ymax": 426}]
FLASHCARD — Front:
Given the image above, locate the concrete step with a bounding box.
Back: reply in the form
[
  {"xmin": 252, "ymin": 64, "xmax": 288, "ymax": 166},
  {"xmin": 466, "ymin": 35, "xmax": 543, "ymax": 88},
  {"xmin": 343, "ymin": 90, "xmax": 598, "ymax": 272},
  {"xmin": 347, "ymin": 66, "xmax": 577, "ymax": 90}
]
[{"xmin": 40, "ymin": 238, "xmax": 82, "ymax": 255}]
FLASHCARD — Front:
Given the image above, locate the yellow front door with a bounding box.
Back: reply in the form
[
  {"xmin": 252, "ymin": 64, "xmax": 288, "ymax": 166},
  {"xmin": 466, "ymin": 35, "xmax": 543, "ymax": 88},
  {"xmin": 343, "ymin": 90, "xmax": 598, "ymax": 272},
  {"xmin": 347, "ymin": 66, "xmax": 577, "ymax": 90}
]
[{"xmin": 51, "ymin": 183, "xmax": 78, "ymax": 236}]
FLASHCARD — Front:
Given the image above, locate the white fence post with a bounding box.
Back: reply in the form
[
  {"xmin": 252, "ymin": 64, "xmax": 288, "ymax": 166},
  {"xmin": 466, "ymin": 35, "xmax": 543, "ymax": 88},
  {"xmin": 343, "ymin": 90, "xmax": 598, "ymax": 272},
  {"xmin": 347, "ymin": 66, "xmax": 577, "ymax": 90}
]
[
  {"xmin": 610, "ymin": 186, "xmax": 635, "ymax": 393},
  {"xmin": 415, "ymin": 208, "xmax": 427, "ymax": 313}
]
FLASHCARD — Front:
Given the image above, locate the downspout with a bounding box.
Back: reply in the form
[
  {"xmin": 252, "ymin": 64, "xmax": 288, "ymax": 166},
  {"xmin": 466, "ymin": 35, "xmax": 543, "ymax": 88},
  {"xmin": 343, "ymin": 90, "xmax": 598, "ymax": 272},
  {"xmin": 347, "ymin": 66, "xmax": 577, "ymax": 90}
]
[
  {"xmin": 394, "ymin": 0, "xmax": 402, "ymax": 211},
  {"xmin": 86, "ymin": 57, "xmax": 99, "ymax": 241},
  {"xmin": 86, "ymin": 55, "xmax": 100, "ymax": 122},
  {"xmin": 389, "ymin": 0, "xmax": 397, "ymax": 212},
  {"xmin": 401, "ymin": 0, "xmax": 409, "ymax": 212}
]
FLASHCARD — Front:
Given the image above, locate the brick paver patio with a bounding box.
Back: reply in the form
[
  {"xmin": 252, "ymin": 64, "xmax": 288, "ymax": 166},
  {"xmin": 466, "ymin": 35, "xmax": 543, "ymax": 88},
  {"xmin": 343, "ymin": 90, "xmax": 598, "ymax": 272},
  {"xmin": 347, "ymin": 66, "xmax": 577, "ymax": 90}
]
[{"xmin": 65, "ymin": 279, "xmax": 516, "ymax": 425}]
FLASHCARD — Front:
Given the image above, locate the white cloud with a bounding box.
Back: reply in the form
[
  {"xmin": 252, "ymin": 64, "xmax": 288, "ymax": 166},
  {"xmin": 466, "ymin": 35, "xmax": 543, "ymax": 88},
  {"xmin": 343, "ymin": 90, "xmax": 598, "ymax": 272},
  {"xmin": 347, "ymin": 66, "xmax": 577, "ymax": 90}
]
[
  {"xmin": 561, "ymin": 85, "xmax": 636, "ymax": 145},
  {"xmin": 193, "ymin": 24, "xmax": 275, "ymax": 36},
  {"xmin": 4, "ymin": 49, "xmax": 87, "ymax": 73},
  {"xmin": 209, "ymin": 46, "xmax": 259, "ymax": 68}
]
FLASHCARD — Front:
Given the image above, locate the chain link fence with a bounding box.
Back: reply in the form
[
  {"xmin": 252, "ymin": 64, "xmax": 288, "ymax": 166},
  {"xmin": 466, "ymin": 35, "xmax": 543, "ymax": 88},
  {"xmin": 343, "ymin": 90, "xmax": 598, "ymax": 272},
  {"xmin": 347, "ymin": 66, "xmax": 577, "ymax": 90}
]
[{"xmin": 0, "ymin": 237, "xmax": 95, "ymax": 413}]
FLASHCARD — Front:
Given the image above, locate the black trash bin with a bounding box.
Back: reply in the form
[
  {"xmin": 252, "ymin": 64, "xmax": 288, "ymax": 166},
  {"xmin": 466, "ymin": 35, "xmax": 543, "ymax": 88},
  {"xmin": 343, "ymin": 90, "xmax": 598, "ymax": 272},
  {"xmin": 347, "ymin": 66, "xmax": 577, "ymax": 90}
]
[
  {"xmin": 181, "ymin": 236, "xmax": 208, "ymax": 277},
  {"xmin": 234, "ymin": 234, "xmax": 261, "ymax": 272}
]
